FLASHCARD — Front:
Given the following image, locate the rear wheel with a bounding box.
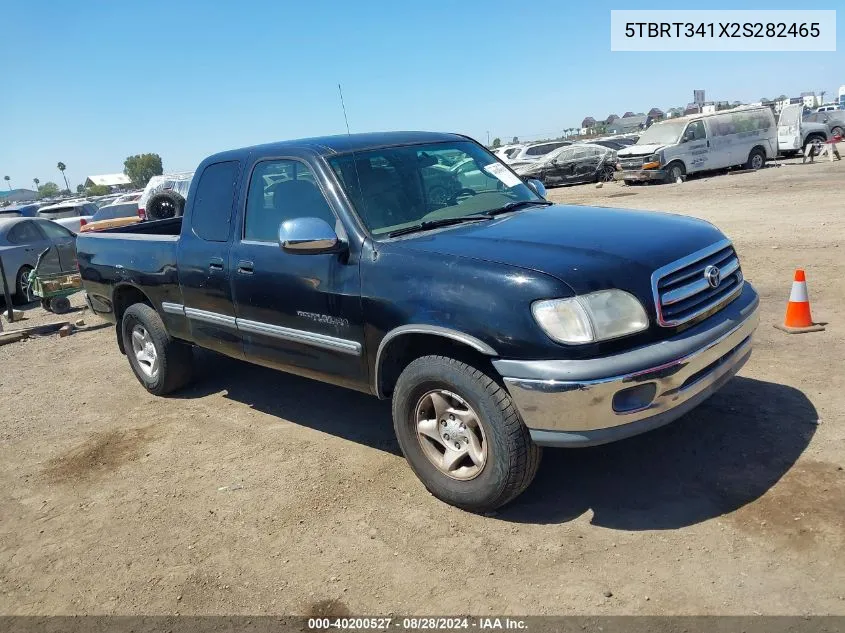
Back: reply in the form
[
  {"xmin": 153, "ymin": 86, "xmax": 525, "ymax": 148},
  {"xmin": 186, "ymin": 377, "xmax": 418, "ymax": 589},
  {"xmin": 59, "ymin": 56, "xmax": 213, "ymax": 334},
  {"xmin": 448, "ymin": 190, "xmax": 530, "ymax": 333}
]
[
  {"xmin": 392, "ymin": 355, "xmax": 541, "ymax": 512},
  {"xmin": 121, "ymin": 303, "xmax": 193, "ymax": 395},
  {"xmin": 746, "ymin": 147, "xmax": 766, "ymax": 170},
  {"xmin": 600, "ymin": 165, "xmax": 616, "ymax": 182},
  {"xmin": 14, "ymin": 266, "xmax": 34, "ymax": 305}
]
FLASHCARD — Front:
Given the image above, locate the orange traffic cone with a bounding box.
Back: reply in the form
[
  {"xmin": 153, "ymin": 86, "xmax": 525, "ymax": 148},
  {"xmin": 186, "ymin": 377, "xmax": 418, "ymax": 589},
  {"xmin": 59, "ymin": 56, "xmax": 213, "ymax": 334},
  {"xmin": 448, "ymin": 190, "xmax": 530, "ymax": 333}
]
[{"xmin": 774, "ymin": 269, "xmax": 825, "ymax": 333}]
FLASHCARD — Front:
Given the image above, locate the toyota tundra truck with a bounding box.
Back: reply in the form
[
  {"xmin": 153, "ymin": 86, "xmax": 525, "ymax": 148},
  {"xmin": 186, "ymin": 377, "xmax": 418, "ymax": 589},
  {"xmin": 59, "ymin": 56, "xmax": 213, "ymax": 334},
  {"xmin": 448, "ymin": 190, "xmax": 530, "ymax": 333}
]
[{"xmin": 76, "ymin": 131, "xmax": 759, "ymax": 512}]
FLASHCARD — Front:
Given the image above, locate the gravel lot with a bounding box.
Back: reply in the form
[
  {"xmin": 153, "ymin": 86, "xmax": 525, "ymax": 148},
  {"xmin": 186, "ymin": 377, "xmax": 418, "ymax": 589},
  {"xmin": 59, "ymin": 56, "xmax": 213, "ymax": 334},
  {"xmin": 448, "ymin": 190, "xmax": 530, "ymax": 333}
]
[{"xmin": 1, "ymin": 156, "xmax": 843, "ymax": 616}]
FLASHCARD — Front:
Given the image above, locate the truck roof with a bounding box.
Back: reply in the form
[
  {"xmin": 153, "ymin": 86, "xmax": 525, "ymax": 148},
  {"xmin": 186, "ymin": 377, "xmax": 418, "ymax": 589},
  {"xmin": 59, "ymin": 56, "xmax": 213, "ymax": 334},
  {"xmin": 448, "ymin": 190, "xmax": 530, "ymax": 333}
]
[{"xmin": 205, "ymin": 131, "xmax": 468, "ymax": 163}]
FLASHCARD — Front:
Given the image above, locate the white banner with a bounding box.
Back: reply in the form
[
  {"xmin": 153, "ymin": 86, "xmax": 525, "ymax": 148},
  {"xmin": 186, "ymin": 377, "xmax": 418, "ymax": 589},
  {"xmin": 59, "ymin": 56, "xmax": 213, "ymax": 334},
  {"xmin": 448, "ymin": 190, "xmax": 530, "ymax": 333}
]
[{"xmin": 611, "ymin": 10, "xmax": 836, "ymax": 51}]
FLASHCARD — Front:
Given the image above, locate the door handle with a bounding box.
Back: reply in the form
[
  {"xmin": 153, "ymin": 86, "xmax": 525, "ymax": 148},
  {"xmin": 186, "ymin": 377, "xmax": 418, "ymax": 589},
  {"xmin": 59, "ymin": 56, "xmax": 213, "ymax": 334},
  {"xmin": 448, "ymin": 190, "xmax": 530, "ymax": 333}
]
[
  {"xmin": 209, "ymin": 257, "xmax": 224, "ymax": 271},
  {"xmin": 237, "ymin": 260, "xmax": 254, "ymax": 275}
]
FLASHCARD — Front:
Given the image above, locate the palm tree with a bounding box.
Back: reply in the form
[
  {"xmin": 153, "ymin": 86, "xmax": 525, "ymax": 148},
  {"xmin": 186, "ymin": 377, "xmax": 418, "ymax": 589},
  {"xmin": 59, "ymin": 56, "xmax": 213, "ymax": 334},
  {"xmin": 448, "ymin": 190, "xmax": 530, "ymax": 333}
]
[
  {"xmin": 57, "ymin": 162, "xmax": 69, "ymax": 192},
  {"xmin": 33, "ymin": 177, "xmax": 40, "ymax": 191},
  {"xmin": 3, "ymin": 175, "xmax": 10, "ymax": 191}
]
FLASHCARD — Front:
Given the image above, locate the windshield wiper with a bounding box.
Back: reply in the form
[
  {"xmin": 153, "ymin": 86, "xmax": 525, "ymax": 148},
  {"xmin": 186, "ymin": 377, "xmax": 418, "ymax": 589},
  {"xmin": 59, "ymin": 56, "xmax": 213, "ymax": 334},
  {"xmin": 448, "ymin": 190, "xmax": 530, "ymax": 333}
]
[
  {"xmin": 480, "ymin": 199, "xmax": 553, "ymax": 217},
  {"xmin": 386, "ymin": 216, "xmax": 491, "ymax": 238}
]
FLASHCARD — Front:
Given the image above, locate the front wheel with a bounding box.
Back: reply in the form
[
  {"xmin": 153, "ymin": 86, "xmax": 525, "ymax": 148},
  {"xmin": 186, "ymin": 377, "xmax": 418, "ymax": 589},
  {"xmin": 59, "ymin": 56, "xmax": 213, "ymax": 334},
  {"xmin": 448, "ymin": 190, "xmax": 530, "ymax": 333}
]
[
  {"xmin": 664, "ymin": 161, "xmax": 685, "ymax": 183},
  {"xmin": 830, "ymin": 126, "xmax": 843, "ymax": 138},
  {"xmin": 392, "ymin": 355, "xmax": 541, "ymax": 512},
  {"xmin": 805, "ymin": 135, "xmax": 825, "ymax": 155},
  {"xmin": 121, "ymin": 303, "xmax": 193, "ymax": 395},
  {"xmin": 599, "ymin": 165, "xmax": 616, "ymax": 182},
  {"xmin": 14, "ymin": 266, "xmax": 34, "ymax": 305}
]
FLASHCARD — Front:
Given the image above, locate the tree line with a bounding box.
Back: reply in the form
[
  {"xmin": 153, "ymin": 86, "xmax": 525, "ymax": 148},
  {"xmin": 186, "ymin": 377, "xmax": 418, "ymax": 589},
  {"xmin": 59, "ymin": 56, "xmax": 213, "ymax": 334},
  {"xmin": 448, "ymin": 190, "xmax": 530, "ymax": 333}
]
[{"xmin": 3, "ymin": 153, "xmax": 164, "ymax": 202}]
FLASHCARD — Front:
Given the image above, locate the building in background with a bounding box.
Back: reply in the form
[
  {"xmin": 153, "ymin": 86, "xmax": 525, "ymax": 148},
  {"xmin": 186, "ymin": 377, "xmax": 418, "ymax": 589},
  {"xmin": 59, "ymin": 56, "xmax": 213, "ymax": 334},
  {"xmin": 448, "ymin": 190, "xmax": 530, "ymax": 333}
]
[
  {"xmin": 84, "ymin": 173, "xmax": 133, "ymax": 191},
  {"xmin": 607, "ymin": 114, "xmax": 647, "ymax": 134},
  {"xmin": 0, "ymin": 189, "xmax": 38, "ymax": 203},
  {"xmin": 801, "ymin": 92, "xmax": 821, "ymax": 109}
]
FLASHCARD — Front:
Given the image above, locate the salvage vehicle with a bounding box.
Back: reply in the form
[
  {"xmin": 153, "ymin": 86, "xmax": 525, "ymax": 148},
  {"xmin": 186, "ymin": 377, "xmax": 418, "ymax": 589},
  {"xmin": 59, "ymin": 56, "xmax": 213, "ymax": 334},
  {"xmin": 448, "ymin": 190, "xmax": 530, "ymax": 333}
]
[
  {"xmin": 506, "ymin": 141, "xmax": 570, "ymax": 164},
  {"xmin": 512, "ymin": 143, "xmax": 617, "ymax": 186},
  {"xmin": 801, "ymin": 110, "xmax": 844, "ymax": 140},
  {"xmin": 0, "ymin": 217, "xmax": 77, "ymax": 304},
  {"xmin": 138, "ymin": 172, "xmax": 194, "ymax": 220},
  {"xmin": 616, "ymin": 106, "xmax": 777, "ymax": 184},
  {"xmin": 777, "ymin": 104, "xmax": 830, "ymax": 156},
  {"xmin": 76, "ymin": 131, "xmax": 759, "ymax": 512},
  {"xmin": 79, "ymin": 201, "xmax": 141, "ymax": 233},
  {"xmin": 37, "ymin": 200, "xmax": 98, "ymax": 233}
]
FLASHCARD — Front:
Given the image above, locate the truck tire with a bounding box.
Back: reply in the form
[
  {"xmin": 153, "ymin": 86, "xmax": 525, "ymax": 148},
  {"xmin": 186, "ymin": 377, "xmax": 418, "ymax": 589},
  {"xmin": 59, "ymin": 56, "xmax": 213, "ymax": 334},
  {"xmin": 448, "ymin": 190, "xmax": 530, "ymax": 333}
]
[
  {"xmin": 392, "ymin": 355, "xmax": 541, "ymax": 512},
  {"xmin": 664, "ymin": 161, "xmax": 685, "ymax": 184},
  {"xmin": 831, "ymin": 126, "xmax": 844, "ymax": 138},
  {"xmin": 121, "ymin": 303, "xmax": 193, "ymax": 396},
  {"xmin": 49, "ymin": 296, "xmax": 71, "ymax": 314},
  {"xmin": 745, "ymin": 147, "xmax": 766, "ymax": 170},
  {"xmin": 146, "ymin": 190, "xmax": 185, "ymax": 220},
  {"xmin": 804, "ymin": 134, "xmax": 825, "ymax": 155}
]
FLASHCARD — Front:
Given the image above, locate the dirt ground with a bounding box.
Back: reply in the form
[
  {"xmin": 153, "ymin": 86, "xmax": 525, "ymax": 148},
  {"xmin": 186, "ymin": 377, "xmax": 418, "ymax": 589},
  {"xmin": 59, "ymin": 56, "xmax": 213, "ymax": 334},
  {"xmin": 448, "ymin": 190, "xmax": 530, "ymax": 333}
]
[{"xmin": 1, "ymin": 156, "xmax": 844, "ymax": 616}]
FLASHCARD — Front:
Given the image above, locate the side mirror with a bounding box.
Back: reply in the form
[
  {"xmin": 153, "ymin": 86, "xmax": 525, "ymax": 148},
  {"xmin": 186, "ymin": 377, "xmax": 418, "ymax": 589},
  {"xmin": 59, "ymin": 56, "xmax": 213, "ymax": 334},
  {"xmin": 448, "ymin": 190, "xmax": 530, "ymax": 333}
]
[
  {"xmin": 525, "ymin": 178, "xmax": 547, "ymax": 198},
  {"xmin": 278, "ymin": 217, "xmax": 345, "ymax": 255}
]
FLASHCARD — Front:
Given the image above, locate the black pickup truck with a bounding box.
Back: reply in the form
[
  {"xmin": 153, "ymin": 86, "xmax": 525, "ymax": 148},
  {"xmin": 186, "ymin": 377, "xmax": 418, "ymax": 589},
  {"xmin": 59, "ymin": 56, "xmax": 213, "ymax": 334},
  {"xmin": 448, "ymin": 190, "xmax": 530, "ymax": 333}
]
[{"xmin": 77, "ymin": 131, "xmax": 759, "ymax": 512}]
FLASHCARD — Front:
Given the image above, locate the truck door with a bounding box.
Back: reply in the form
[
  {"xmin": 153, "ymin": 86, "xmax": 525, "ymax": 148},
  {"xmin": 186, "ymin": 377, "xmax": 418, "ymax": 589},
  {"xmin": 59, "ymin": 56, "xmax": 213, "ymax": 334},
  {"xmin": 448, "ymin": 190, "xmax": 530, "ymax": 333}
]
[
  {"xmin": 229, "ymin": 157, "xmax": 367, "ymax": 391},
  {"xmin": 680, "ymin": 120, "xmax": 710, "ymax": 172},
  {"xmin": 177, "ymin": 159, "xmax": 244, "ymax": 359}
]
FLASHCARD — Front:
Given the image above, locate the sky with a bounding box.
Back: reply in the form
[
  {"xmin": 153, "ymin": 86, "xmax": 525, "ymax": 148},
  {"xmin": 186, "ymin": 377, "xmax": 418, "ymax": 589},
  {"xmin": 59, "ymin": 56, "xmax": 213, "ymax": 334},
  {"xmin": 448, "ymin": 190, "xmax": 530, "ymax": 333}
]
[{"xmin": 1, "ymin": 0, "xmax": 843, "ymax": 191}]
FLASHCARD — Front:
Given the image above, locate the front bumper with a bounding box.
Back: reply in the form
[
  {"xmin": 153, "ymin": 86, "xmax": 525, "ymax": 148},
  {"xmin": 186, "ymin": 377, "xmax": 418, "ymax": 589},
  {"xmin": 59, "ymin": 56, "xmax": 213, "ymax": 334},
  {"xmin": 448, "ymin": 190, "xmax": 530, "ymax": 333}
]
[
  {"xmin": 615, "ymin": 169, "xmax": 666, "ymax": 182},
  {"xmin": 494, "ymin": 284, "xmax": 759, "ymax": 447}
]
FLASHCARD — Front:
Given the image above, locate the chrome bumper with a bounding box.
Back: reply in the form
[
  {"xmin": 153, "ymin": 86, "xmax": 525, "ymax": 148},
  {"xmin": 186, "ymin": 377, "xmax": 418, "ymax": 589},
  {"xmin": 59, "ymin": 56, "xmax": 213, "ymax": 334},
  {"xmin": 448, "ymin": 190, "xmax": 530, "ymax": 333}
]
[
  {"xmin": 615, "ymin": 169, "xmax": 666, "ymax": 182},
  {"xmin": 495, "ymin": 284, "xmax": 759, "ymax": 447}
]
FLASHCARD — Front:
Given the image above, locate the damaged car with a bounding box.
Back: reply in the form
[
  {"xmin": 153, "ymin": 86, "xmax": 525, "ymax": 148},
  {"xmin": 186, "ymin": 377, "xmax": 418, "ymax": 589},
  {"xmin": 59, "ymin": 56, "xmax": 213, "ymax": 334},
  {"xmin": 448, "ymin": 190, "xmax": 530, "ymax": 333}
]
[{"xmin": 512, "ymin": 144, "xmax": 617, "ymax": 187}]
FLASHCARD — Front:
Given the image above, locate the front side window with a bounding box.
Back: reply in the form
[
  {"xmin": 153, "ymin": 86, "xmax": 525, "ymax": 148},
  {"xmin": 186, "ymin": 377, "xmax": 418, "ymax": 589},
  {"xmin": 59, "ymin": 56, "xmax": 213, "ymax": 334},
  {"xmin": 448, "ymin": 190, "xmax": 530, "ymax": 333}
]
[
  {"xmin": 328, "ymin": 141, "xmax": 540, "ymax": 237},
  {"xmin": 38, "ymin": 221, "xmax": 74, "ymax": 239},
  {"xmin": 191, "ymin": 160, "xmax": 240, "ymax": 242},
  {"xmin": 244, "ymin": 159, "xmax": 336, "ymax": 242},
  {"xmin": 684, "ymin": 120, "xmax": 707, "ymax": 141}
]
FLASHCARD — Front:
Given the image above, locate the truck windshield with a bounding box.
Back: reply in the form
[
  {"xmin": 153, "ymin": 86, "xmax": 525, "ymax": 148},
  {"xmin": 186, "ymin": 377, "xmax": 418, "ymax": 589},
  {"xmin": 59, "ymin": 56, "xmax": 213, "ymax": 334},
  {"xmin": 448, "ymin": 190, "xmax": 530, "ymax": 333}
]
[
  {"xmin": 327, "ymin": 141, "xmax": 541, "ymax": 237},
  {"xmin": 635, "ymin": 120, "xmax": 686, "ymax": 146}
]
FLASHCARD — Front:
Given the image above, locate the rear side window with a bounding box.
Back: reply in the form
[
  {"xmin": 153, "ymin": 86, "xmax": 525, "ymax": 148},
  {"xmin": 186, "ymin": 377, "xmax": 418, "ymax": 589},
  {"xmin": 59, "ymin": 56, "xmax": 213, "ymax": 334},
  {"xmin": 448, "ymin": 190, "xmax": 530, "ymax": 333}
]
[
  {"xmin": 190, "ymin": 161, "xmax": 240, "ymax": 242},
  {"xmin": 6, "ymin": 221, "xmax": 44, "ymax": 244}
]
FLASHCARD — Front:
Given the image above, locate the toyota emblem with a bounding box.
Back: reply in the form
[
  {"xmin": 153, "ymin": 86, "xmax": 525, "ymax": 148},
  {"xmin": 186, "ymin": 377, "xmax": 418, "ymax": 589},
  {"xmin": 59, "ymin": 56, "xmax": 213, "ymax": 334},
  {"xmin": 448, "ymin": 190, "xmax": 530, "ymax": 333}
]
[{"xmin": 704, "ymin": 265, "xmax": 721, "ymax": 288}]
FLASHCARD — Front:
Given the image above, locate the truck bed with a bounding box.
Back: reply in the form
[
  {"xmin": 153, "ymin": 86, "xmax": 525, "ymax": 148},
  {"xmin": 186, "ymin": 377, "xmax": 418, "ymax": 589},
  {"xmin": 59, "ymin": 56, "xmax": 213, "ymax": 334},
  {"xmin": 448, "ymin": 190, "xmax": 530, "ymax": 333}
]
[
  {"xmin": 100, "ymin": 217, "xmax": 183, "ymax": 236},
  {"xmin": 76, "ymin": 218, "xmax": 183, "ymax": 323}
]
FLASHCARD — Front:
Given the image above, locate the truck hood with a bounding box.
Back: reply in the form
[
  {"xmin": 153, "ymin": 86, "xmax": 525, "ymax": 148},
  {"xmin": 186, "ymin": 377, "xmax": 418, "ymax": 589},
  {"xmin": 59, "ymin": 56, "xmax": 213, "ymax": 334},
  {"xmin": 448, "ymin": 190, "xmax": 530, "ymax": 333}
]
[
  {"xmin": 617, "ymin": 143, "xmax": 665, "ymax": 157},
  {"xmin": 391, "ymin": 205, "xmax": 725, "ymax": 297}
]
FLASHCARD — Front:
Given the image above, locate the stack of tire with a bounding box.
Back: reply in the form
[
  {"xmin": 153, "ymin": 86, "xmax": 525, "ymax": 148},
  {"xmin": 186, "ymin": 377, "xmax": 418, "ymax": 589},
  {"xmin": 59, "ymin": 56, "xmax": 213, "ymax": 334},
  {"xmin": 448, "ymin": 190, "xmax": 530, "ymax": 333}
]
[{"xmin": 146, "ymin": 188, "xmax": 187, "ymax": 220}]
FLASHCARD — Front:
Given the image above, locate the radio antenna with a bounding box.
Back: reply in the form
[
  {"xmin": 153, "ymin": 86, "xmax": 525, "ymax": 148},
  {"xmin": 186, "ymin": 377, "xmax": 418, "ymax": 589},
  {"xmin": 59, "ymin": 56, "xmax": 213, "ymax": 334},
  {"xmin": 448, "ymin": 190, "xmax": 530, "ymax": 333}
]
[{"xmin": 338, "ymin": 83, "xmax": 351, "ymax": 135}]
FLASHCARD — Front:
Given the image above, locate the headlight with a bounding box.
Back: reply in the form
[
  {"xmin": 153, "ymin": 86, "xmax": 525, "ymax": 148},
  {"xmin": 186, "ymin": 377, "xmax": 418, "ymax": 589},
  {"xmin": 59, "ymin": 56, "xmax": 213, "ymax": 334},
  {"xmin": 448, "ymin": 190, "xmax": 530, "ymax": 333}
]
[
  {"xmin": 532, "ymin": 290, "xmax": 649, "ymax": 344},
  {"xmin": 642, "ymin": 153, "xmax": 661, "ymax": 169}
]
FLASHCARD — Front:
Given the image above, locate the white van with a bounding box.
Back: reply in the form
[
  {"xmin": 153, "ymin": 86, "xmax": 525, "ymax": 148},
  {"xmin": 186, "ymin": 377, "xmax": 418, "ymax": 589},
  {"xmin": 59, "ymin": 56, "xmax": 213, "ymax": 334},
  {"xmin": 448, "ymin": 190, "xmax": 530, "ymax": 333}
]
[
  {"xmin": 776, "ymin": 103, "xmax": 829, "ymax": 155},
  {"xmin": 616, "ymin": 106, "xmax": 776, "ymax": 184}
]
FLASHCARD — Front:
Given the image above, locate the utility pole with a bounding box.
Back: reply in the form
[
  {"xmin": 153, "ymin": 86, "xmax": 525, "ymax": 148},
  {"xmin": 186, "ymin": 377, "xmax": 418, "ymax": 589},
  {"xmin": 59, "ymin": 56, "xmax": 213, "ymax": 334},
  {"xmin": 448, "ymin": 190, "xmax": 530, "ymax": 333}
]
[{"xmin": 486, "ymin": 131, "xmax": 490, "ymax": 146}]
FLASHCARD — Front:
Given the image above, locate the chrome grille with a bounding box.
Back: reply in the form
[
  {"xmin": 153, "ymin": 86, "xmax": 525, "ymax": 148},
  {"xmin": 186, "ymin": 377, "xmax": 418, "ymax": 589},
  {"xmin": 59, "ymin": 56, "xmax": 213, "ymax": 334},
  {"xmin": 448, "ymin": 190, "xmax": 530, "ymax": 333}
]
[
  {"xmin": 652, "ymin": 240, "xmax": 744, "ymax": 327},
  {"xmin": 619, "ymin": 156, "xmax": 647, "ymax": 170}
]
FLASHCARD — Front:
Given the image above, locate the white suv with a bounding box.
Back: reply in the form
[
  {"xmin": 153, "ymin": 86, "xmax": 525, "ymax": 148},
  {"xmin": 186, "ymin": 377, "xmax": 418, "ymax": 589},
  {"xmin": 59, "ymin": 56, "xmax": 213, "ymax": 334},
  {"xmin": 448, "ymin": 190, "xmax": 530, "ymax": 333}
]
[
  {"xmin": 37, "ymin": 201, "xmax": 98, "ymax": 233},
  {"xmin": 507, "ymin": 141, "xmax": 571, "ymax": 166}
]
